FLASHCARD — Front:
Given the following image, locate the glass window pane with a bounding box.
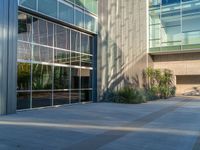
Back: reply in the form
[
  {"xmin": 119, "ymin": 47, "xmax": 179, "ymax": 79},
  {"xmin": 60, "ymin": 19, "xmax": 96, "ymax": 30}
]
[
  {"xmin": 17, "ymin": 42, "xmax": 32, "ymax": 61},
  {"xmin": 59, "ymin": 2, "xmax": 74, "ymax": 24},
  {"xmin": 149, "ymin": 9, "xmax": 160, "ymax": 25},
  {"xmin": 54, "ymin": 67, "xmax": 70, "ymax": 89},
  {"xmin": 32, "ymin": 64, "xmax": 52, "ymax": 90},
  {"xmin": 75, "ymin": 0, "xmax": 84, "ymax": 7},
  {"xmin": 54, "ymin": 49, "xmax": 70, "ymax": 65},
  {"xmin": 81, "ymin": 54, "xmax": 92, "ymax": 67},
  {"xmin": 19, "ymin": 0, "xmax": 37, "ymax": 10},
  {"xmin": 53, "ymin": 91, "xmax": 70, "ymax": 105},
  {"xmin": 33, "ymin": 45, "xmax": 53, "ymax": 63},
  {"xmin": 81, "ymin": 90, "xmax": 92, "ymax": 102},
  {"xmin": 75, "ymin": 9, "xmax": 84, "ymax": 28},
  {"xmin": 150, "ymin": 24, "xmax": 160, "ymax": 40},
  {"xmin": 18, "ymin": 13, "xmax": 32, "ymax": 42},
  {"xmin": 17, "ymin": 63, "xmax": 31, "ymax": 90},
  {"xmin": 33, "ymin": 18, "xmax": 53, "ymax": 46},
  {"xmin": 54, "ymin": 25, "xmax": 70, "ymax": 50},
  {"xmin": 71, "ymin": 90, "xmax": 80, "ymax": 103},
  {"xmin": 32, "ymin": 91, "xmax": 52, "ymax": 108},
  {"xmin": 71, "ymin": 52, "xmax": 80, "ymax": 66},
  {"xmin": 81, "ymin": 34, "xmax": 90, "ymax": 53},
  {"xmin": 71, "ymin": 68, "xmax": 80, "ymax": 89},
  {"xmin": 161, "ymin": 26, "xmax": 181, "ymax": 46},
  {"xmin": 71, "ymin": 30, "xmax": 80, "ymax": 51},
  {"xmin": 162, "ymin": 0, "xmax": 180, "ymax": 5},
  {"xmin": 85, "ymin": 14, "xmax": 95, "ymax": 32},
  {"xmin": 17, "ymin": 92, "xmax": 31, "ymax": 110},
  {"xmin": 149, "ymin": 0, "xmax": 161, "ymax": 7},
  {"xmin": 84, "ymin": 0, "xmax": 97, "ymax": 14},
  {"xmin": 38, "ymin": 0, "xmax": 57, "ymax": 18},
  {"xmin": 150, "ymin": 40, "xmax": 160, "ymax": 48},
  {"xmin": 81, "ymin": 69, "xmax": 92, "ymax": 88},
  {"xmin": 182, "ymin": 1, "xmax": 200, "ymax": 46}
]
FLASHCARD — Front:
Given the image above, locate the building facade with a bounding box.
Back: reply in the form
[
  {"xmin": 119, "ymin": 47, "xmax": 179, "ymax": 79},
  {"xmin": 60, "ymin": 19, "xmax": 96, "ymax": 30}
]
[
  {"xmin": 0, "ymin": 0, "xmax": 200, "ymax": 115},
  {"xmin": 149, "ymin": 0, "xmax": 200, "ymax": 94}
]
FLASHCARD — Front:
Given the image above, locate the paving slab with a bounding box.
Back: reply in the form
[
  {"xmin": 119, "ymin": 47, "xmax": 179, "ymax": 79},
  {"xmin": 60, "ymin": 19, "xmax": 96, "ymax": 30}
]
[{"xmin": 0, "ymin": 97, "xmax": 200, "ymax": 150}]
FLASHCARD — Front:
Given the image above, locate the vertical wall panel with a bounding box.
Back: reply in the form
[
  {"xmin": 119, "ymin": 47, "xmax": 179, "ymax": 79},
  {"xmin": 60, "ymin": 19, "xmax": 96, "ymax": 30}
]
[
  {"xmin": 97, "ymin": 0, "xmax": 148, "ymax": 100},
  {"xmin": 0, "ymin": 0, "xmax": 17, "ymax": 115}
]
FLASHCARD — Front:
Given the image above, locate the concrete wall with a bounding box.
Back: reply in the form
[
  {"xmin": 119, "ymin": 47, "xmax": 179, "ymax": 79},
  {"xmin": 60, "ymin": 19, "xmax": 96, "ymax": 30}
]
[
  {"xmin": 97, "ymin": 0, "xmax": 148, "ymax": 100},
  {"xmin": 0, "ymin": 0, "xmax": 18, "ymax": 115},
  {"xmin": 152, "ymin": 52, "xmax": 200, "ymax": 75},
  {"xmin": 152, "ymin": 52, "xmax": 200, "ymax": 94}
]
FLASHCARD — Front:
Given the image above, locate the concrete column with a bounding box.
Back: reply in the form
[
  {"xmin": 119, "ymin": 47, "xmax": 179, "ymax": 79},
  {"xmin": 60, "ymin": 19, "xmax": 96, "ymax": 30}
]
[{"xmin": 0, "ymin": 0, "xmax": 18, "ymax": 115}]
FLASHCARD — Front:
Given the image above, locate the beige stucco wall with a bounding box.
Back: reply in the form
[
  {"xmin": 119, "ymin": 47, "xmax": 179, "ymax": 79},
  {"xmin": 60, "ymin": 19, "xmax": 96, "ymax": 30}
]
[
  {"xmin": 152, "ymin": 52, "xmax": 200, "ymax": 94},
  {"xmin": 97, "ymin": 0, "xmax": 148, "ymax": 100}
]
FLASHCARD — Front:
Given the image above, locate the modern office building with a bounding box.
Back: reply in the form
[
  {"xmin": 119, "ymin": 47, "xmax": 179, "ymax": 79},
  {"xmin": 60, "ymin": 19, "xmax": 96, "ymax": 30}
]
[{"xmin": 0, "ymin": 0, "xmax": 200, "ymax": 115}]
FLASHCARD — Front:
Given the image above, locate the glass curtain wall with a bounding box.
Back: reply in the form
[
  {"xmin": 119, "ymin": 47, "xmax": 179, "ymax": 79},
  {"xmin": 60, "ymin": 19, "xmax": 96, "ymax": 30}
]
[
  {"xmin": 17, "ymin": 12, "xmax": 93, "ymax": 110},
  {"xmin": 149, "ymin": 0, "xmax": 200, "ymax": 52},
  {"xmin": 18, "ymin": 0, "xmax": 98, "ymax": 33}
]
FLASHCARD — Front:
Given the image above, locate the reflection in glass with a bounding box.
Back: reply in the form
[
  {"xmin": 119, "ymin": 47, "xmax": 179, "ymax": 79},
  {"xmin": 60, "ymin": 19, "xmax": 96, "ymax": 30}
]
[
  {"xmin": 17, "ymin": 63, "xmax": 31, "ymax": 90},
  {"xmin": 85, "ymin": 14, "xmax": 96, "ymax": 32},
  {"xmin": 161, "ymin": 26, "xmax": 181, "ymax": 46},
  {"xmin": 33, "ymin": 45, "xmax": 53, "ymax": 63},
  {"xmin": 75, "ymin": 0, "xmax": 85, "ymax": 7},
  {"xmin": 54, "ymin": 67, "xmax": 70, "ymax": 89},
  {"xmin": 32, "ymin": 64, "xmax": 52, "ymax": 90},
  {"xmin": 33, "ymin": 18, "xmax": 53, "ymax": 46},
  {"xmin": 75, "ymin": 9, "xmax": 84, "ymax": 28},
  {"xmin": 19, "ymin": 0, "xmax": 37, "ymax": 10},
  {"xmin": 17, "ymin": 12, "xmax": 95, "ymax": 110},
  {"xmin": 71, "ymin": 52, "xmax": 80, "ymax": 66},
  {"xmin": 81, "ymin": 54, "xmax": 92, "ymax": 67},
  {"xmin": 81, "ymin": 69, "xmax": 92, "ymax": 88},
  {"xmin": 17, "ymin": 92, "xmax": 31, "ymax": 110},
  {"xmin": 81, "ymin": 34, "xmax": 90, "ymax": 53},
  {"xmin": 54, "ymin": 49, "xmax": 70, "ymax": 65},
  {"xmin": 17, "ymin": 42, "xmax": 32, "ymax": 61},
  {"xmin": 32, "ymin": 91, "xmax": 52, "ymax": 108},
  {"xmin": 59, "ymin": 2, "xmax": 74, "ymax": 24},
  {"xmin": 81, "ymin": 90, "xmax": 92, "ymax": 102},
  {"xmin": 53, "ymin": 91, "xmax": 70, "ymax": 105},
  {"xmin": 149, "ymin": 0, "xmax": 161, "ymax": 7},
  {"xmin": 83, "ymin": 0, "xmax": 98, "ymax": 14},
  {"xmin": 71, "ymin": 30, "xmax": 80, "ymax": 51},
  {"xmin": 18, "ymin": 13, "xmax": 32, "ymax": 42},
  {"xmin": 54, "ymin": 25, "xmax": 70, "ymax": 50},
  {"xmin": 71, "ymin": 90, "xmax": 80, "ymax": 103},
  {"xmin": 71, "ymin": 68, "xmax": 80, "ymax": 89},
  {"xmin": 38, "ymin": 0, "xmax": 57, "ymax": 18}
]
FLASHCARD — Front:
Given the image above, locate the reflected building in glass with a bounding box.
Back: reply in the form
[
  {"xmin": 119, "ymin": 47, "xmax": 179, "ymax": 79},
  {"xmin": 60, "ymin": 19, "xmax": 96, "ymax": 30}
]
[
  {"xmin": 149, "ymin": 0, "xmax": 200, "ymax": 94},
  {"xmin": 17, "ymin": 0, "xmax": 96, "ymax": 109},
  {"xmin": 149, "ymin": 0, "xmax": 200, "ymax": 52}
]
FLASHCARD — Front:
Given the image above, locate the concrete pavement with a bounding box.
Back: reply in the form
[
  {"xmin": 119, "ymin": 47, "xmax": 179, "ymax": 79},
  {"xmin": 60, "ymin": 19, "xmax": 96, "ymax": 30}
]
[{"xmin": 0, "ymin": 97, "xmax": 200, "ymax": 150}]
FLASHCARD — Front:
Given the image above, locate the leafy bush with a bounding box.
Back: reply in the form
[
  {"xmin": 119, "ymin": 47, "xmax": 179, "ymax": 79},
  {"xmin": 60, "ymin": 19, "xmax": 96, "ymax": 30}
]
[
  {"xmin": 143, "ymin": 67, "xmax": 176, "ymax": 99},
  {"xmin": 104, "ymin": 87, "xmax": 146, "ymax": 104}
]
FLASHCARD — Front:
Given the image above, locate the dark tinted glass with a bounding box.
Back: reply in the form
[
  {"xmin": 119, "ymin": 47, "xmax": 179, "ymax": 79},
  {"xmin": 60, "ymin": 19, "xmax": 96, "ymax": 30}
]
[
  {"xmin": 54, "ymin": 67, "xmax": 70, "ymax": 89},
  {"xmin": 32, "ymin": 64, "xmax": 52, "ymax": 90},
  {"xmin": 17, "ymin": 92, "xmax": 31, "ymax": 110},
  {"xmin": 18, "ymin": 13, "xmax": 32, "ymax": 42},
  {"xmin": 32, "ymin": 91, "xmax": 52, "ymax": 108},
  {"xmin": 17, "ymin": 63, "xmax": 31, "ymax": 90},
  {"xmin": 53, "ymin": 91, "xmax": 70, "ymax": 105}
]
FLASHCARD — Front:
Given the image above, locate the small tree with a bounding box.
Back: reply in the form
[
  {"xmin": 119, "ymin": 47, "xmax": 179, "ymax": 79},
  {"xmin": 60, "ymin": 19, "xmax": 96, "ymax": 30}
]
[{"xmin": 144, "ymin": 67, "xmax": 176, "ymax": 100}]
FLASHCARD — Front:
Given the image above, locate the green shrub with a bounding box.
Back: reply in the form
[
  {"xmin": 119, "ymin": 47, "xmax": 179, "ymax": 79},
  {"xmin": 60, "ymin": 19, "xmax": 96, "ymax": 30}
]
[
  {"xmin": 115, "ymin": 87, "xmax": 146, "ymax": 104},
  {"xmin": 143, "ymin": 67, "xmax": 176, "ymax": 100}
]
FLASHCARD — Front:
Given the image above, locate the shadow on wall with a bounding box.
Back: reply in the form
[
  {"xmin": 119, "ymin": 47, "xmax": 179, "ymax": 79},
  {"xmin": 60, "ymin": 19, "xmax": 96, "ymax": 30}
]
[{"xmin": 97, "ymin": 0, "xmax": 148, "ymax": 101}]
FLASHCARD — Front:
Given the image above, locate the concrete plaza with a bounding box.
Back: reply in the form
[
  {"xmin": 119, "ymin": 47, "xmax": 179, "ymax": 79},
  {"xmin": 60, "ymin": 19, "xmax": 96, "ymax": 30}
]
[{"xmin": 0, "ymin": 97, "xmax": 200, "ymax": 150}]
